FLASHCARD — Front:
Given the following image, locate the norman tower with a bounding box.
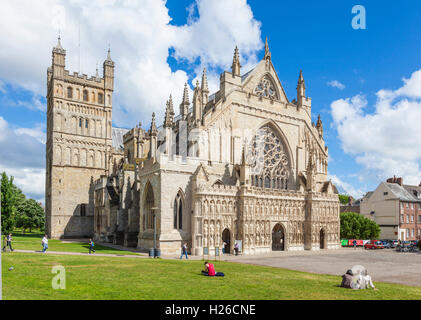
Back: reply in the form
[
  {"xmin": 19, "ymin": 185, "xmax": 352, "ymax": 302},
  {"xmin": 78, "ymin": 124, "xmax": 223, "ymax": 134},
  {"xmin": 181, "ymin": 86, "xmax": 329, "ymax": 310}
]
[{"xmin": 45, "ymin": 37, "xmax": 115, "ymax": 238}]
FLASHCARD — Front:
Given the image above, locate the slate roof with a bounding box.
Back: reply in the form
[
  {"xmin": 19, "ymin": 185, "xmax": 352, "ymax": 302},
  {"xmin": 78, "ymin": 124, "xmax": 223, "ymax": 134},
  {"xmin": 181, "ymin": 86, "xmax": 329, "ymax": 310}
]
[
  {"xmin": 403, "ymin": 184, "xmax": 421, "ymax": 200},
  {"xmin": 384, "ymin": 182, "xmax": 421, "ymax": 202}
]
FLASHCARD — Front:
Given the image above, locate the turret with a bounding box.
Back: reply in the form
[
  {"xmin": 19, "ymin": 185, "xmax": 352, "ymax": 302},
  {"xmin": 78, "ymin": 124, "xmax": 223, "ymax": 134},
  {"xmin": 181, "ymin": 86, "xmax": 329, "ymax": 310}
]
[
  {"xmin": 201, "ymin": 68, "xmax": 209, "ymax": 106},
  {"xmin": 148, "ymin": 112, "xmax": 157, "ymax": 161},
  {"xmin": 316, "ymin": 115, "xmax": 323, "ymax": 139},
  {"xmin": 193, "ymin": 80, "xmax": 202, "ymax": 124},
  {"xmin": 52, "ymin": 36, "xmax": 66, "ymax": 79},
  {"xmin": 296, "ymin": 70, "xmax": 311, "ymax": 110},
  {"xmin": 164, "ymin": 95, "xmax": 175, "ymax": 128},
  {"xmin": 231, "ymin": 46, "xmax": 241, "ymax": 77},
  {"xmin": 180, "ymin": 83, "xmax": 190, "ymax": 120},
  {"xmin": 239, "ymin": 146, "xmax": 250, "ymax": 186},
  {"xmin": 103, "ymin": 48, "xmax": 115, "ymax": 91}
]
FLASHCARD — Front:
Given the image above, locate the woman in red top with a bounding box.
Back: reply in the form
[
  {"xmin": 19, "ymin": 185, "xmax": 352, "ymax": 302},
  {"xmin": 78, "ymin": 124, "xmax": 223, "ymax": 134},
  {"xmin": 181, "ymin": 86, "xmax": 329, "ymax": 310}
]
[{"xmin": 202, "ymin": 261, "xmax": 215, "ymax": 276}]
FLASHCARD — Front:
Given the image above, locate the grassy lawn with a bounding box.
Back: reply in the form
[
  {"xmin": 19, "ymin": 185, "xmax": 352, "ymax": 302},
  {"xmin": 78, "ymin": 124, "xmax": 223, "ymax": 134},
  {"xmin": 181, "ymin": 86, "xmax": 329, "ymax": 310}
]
[
  {"xmin": 3, "ymin": 230, "xmax": 140, "ymax": 256},
  {"xmin": 2, "ymin": 252, "xmax": 421, "ymax": 300}
]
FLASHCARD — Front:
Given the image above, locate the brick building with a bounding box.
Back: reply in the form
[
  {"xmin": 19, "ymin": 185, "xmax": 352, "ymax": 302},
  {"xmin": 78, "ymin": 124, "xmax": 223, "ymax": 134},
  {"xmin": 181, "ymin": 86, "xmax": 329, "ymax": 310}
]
[{"xmin": 360, "ymin": 177, "xmax": 421, "ymax": 240}]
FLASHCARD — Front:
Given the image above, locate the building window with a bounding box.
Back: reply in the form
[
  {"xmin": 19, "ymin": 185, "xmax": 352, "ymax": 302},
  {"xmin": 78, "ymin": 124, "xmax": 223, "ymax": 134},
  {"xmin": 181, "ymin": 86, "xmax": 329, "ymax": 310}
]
[
  {"xmin": 173, "ymin": 192, "xmax": 183, "ymax": 230},
  {"xmin": 411, "ymin": 229, "xmax": 414, "ymax": 238},
  {"xmin": 67, "ymin": 87, "xmax": 73, "ymax": 99},
  {"xmin": 418, "ymin": 215, "xmax": 421, "ymax": 223},
  {"xmin": 98, "ymin": 93, "xmax": 104, "ymax": 104},
  {"xmin": 406, "ymin": 229, "xmax": 410, "ymax": 238},
  {"xmin": 79, "ymin": 118, "xmax": 82, "ymax": 128},
  {"xmin": 406, "ymin": 215, "xmax": 409, "ymax": 223},
  {"xmin": 411, "ymin": 203, "xmax": 414, "ymax": 209},
  {"xmin": 406, "ymin": 203, "xmax": 409, "ymax": 208},
  {"xmin": 411, "ymin": 215, "xmax": 414, "ymax": 223},
  {"xmin": 383, "ymin": 192, "xmax": 388, "ymax": 196},
  {"xmin": 80, "ymin": 204, "xmax": 86, "ymax": 217},
  {"xmin": 83, "ymin": 90, "xmax": 89, "ymax": 102},
  {"xmin": 400, "ymin": 215, "xmax": 404, "ymax": 224},
  {"xmin": 85, "ymin": 119, "xmax": 89, "ymax": 129}
]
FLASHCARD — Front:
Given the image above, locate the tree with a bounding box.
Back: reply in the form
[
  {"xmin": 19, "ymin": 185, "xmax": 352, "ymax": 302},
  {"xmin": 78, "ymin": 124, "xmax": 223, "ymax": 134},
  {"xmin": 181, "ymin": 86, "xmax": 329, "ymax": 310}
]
[
  {"xmin": 338, "ymin": 194, "xmax": 350, "ymax": 205},
  {"xmin": 340, "ymin": 212, "xmax": 380, "ymax": 239},
  {"xmin": 1, "ymin": 172, "xmax": 17, "ymax": 233}
]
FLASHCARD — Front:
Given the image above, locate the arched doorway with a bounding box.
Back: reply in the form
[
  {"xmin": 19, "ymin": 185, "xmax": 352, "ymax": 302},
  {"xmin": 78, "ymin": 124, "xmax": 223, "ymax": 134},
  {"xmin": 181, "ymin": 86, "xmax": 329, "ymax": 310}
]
[
  {"xmin": 222, "ymin": 229, "xmax": 231, "ymax": 254},
  {"xmin": 272, "ymin": 223, "xmax": 285, "ymax": 251},
  {"xmin": 320, "ymin": 229, "xmax": 325, "ymax": 249}
]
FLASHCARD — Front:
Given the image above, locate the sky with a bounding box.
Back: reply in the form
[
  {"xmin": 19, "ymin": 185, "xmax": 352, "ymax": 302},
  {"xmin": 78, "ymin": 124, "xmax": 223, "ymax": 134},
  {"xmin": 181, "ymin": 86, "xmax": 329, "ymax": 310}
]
[{"xmin": 1, "ymin": 0, "xmax": 421, "ymax": 203}]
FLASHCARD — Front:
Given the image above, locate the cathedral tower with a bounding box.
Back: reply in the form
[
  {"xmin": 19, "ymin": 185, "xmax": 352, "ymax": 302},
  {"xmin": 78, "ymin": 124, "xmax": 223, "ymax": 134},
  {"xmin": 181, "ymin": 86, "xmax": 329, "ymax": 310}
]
[{"xmin": 45, "ymin": 38, "xmax": 115, "ymax": 239}]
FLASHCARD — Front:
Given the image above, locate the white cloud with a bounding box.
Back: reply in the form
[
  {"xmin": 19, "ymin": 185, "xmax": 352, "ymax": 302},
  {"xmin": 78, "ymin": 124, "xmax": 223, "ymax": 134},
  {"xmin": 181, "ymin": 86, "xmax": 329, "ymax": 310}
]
[
  {"xmin": 0, "ymin": 117, "xmax": 45, "ymax": 200},
  {"xmin": 327, "ymin": 80, "xmax": 345, "ymax": 90},
  {"xmin": 330, "ymin": 69, "xmax": 421, "ymax": 187},
  {"xmin": 328, "ymin": 174, "xmax": 364, "ymax": 199},
  {"xmin": 0, "ymin": 0, "xmax": 263, "ymax": 127}
]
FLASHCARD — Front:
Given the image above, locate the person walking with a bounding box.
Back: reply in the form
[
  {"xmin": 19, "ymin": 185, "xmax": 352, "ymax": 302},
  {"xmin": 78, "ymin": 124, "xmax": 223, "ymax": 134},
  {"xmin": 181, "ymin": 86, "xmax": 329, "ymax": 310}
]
[
  {"xmin": 89, "ymin": 238, "xmax": 96, "ymax": 254},
  {"xmin": 353, "ymin": 239, "xmax": 357, "ymax": 250},
  {"xmin": 2, "ymin": 234, "xmax": 7, "ymax": 252},
  {"xmin": 222, "ymin": 241, "xmax": 227, "ymax": 254},
  {"xmin": 234, "ymin": 242, "xmax": 239, "ymax": 256},
  {"xmin": 6, "ymin": 233, "xmax": 14, "ymax": 252},
  {"xmin": 180, "ymin": 242, "xmax": 188, "ymax": 259},
  {"xmin": 42, "ymin": 234, "xmax": 49, "ymax": 253}
]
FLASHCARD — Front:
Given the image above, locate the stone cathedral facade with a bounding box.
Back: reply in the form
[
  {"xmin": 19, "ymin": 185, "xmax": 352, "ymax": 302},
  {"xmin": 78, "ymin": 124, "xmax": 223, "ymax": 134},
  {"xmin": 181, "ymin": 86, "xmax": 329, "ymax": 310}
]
[{"xmin": 46, "ymin": 38, "xmax": 340, "ymax": 255}]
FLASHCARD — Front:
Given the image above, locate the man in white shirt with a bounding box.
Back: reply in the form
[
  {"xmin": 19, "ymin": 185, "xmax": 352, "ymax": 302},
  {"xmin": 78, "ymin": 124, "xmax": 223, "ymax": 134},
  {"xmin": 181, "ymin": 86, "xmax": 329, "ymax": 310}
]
[{"xmin": 42, "ymin": 235, "xmax": 49, "ymax": 253}]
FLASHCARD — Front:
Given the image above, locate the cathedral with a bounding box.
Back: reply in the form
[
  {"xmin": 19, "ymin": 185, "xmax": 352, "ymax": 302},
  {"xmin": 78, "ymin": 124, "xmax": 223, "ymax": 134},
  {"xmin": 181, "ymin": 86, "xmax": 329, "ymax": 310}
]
[{"xmin": 45, "ymin": 37, "xmax": 340, "ymax": 255}]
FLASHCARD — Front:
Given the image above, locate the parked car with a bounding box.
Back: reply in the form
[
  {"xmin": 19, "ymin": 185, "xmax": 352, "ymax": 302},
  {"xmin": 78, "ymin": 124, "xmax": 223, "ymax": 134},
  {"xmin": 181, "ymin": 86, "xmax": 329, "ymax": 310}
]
[
  {"xmin": 390, "ymin": 240, "xmax": 398, "ymax": 248},
  {"xmin": 380, "ymin": 240, "xmax": 391, "ymax": 249},
  {"xmin": 364, "ymin": 240, "xmax": 385, "ymax": 249}
]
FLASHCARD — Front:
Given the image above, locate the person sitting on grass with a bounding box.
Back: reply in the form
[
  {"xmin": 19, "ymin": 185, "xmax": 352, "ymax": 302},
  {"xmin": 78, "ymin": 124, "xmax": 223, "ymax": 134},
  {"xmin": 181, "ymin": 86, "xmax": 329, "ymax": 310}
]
[
  {"xmin": 353, "ymin": 269, "xmax": 377, "ymax": 290},
  {"xmin": 202, "ymin": 261, "xmax": 224, "ymax": 277},
  {"xmin": 340, "ymin": 269, "xmax": 354, "ymax": 289},
  {"xmin": 89, "ymin": 238, "xmax": 96, "ymax": 254}
]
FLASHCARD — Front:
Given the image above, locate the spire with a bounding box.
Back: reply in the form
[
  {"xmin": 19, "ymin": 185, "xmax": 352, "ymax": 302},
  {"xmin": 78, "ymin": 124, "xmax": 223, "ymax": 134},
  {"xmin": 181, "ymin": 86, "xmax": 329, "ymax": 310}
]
[
  {"xmin": 201, "ymin": 68, "xmax": 209, "ymax": 93},
  {"xmin": 164, "ymin": 95, "xmax": 175, "ymax": 128},
  {"xmin": 296, "ymin": 69, "xmax": 306, "ymax": 108},
  {"xmin": 231, "ymin": 46, "xmax": 241, "ymax": 77},
  {"xmin": 180, "ymin": 82, "xmax": 190, "ymax": 120},
  {"xmin": 316, "ymin": 114, "xmax": 323, "ymax": 138},
  {"xmin": 264, "ymin": 37, "xmax": 271, "ymax": 60},
  {"xmin": 149, "ymin": 112, "xmax": 157, "ymax": 136},
  {"xmin": 182, "ymin": 82, "xmax": 189, "ymax": 104},
  {"xmin": 95, "ymin": 63, "xmax": 100, "ymax": 79},
  {"xmin": 53, "ymin": 34, "xmax": 65, "ymax": 54},
  {"xmin": 298, "ymin": 69, "xmax": 305, "ymax": 87},
  {"xmin": 104, "ymin": 46, "xmax": 114, "ymax": 67}
]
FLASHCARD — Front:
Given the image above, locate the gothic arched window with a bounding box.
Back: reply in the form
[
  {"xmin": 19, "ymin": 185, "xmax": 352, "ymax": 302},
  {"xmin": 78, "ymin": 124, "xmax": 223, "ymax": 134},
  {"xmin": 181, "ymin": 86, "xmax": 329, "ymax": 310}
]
[
  {"xmin": 144, "ymin": 183, "xmax": 155, "ymax": 230},
  {"xmin": 67, "ymin": 87, "xmax": 73, "ymax": 99},
  {"xmin": 83, "ymin": 90, "xmax": 89, "ymax": 102},
  {"xmin": 173, "ymin": 192, "xmax": 183, "ymax": 230},
  {"xmin": 98, "ymin": 93, "xmax": 104, "ymax": 104},
  {"xmin": 254, "ymin": 75, "xmax": 278, "ymax": 100},
  {"xmin": 249, "ymin": 125, "xmax": 290, "ymax": 190}
]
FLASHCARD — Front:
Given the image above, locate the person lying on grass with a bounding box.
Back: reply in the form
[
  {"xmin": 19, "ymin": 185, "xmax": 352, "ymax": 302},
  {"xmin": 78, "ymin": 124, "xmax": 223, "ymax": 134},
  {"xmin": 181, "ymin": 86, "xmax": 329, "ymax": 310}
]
[{"xmin": 202, "ymin": 261, "xmax": 224, "ymax": 277}]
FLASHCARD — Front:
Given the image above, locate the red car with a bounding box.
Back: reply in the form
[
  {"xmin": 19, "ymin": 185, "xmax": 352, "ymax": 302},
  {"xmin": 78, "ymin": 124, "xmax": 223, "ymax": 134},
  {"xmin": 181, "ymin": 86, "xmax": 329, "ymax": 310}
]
[{"xmin": 364, "ymin": 240, "xmax": 385, "ymax": 249}]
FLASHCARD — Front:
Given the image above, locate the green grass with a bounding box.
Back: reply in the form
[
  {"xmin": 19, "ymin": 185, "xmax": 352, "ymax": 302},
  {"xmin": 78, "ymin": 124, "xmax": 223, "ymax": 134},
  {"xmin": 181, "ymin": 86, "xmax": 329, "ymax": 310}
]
[
  {"xmin": 2, "ymin": 252, "xmax": 421, "ymax": 300},
  {"xmin": 3, "ymin": 230, "xmax": 140, "ymax": 256}
]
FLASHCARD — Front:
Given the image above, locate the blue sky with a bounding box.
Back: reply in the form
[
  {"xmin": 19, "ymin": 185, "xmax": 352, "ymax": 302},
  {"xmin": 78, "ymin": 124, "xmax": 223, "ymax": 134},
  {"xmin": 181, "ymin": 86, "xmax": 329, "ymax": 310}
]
[{"xmin": 1, "ymin": 0, "xmax": 421, "ymax": 201}]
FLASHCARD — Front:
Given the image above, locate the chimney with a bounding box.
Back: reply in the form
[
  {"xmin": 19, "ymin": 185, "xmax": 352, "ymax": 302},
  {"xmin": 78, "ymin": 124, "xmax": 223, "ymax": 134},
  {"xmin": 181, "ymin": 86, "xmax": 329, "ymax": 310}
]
[{"xmin": 397, "ymin": 177, "xmax": 403, "ymax": 186}]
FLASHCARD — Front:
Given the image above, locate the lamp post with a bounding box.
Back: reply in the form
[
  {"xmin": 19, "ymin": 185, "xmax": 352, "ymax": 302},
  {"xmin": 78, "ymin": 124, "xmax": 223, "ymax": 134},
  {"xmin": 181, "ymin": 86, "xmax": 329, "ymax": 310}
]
[{"xmin": 151, "ymin": 207, "xmax": 159, "ymax": 258}]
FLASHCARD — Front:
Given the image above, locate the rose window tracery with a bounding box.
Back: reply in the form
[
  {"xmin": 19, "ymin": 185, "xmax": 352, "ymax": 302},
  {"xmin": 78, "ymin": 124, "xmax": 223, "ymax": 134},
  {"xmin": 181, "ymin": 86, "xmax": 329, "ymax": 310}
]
[
  {"xmin": 249, "ymin": 125, "xmax": 290, "ymax": 189},
  {"xmin": 254, "ymin": 75, "xmax": 278, "ymax": 100}
]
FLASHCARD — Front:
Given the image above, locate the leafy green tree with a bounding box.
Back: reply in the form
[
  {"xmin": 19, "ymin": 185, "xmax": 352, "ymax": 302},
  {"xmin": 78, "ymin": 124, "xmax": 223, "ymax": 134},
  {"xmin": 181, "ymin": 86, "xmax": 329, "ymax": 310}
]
[
  {"xmin": 340, "ymin": 212, "xmax": 380, "ymax": 239},
  {"xmin": 1, "ymin": 172, "xmax": 17, "ymax": 233},
  {"xmin": 338, "ymin": 194, "xmax": 350, "ymax": 205}
]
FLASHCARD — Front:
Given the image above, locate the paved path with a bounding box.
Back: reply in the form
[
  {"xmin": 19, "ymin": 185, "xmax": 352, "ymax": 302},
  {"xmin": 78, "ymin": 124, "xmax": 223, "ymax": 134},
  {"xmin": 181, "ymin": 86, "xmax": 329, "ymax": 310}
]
[{"xmin": 220, "ymin": 248, "xmax": 421, "ymax": 287}]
